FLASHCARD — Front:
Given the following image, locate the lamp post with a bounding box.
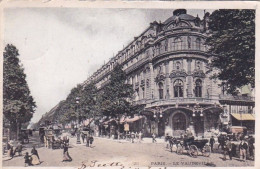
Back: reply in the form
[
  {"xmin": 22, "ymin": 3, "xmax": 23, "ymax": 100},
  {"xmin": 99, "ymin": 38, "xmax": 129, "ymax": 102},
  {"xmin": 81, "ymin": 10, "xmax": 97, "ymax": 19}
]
[
  {"xmin": 76, "ymin": 97, "xmax": 81, "ymax": 144},
  {"xmin": 239, "ymin": 108, "xmax": 243, "ymax": 127}
]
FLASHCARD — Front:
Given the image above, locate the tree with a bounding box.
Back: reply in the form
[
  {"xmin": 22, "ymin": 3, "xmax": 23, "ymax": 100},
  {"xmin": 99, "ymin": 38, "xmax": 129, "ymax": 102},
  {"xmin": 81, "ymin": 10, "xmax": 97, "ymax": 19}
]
[
  {"xmin": 206, "ymin": 9, "xmax": 255, "ymax": 94},
  {"xmin": 99, "ymin": 64, "xmax": 142, "ymax": 119},
  {"xmin": 3, "ymin": 44, "xmax": 36, "ymax": 139}
]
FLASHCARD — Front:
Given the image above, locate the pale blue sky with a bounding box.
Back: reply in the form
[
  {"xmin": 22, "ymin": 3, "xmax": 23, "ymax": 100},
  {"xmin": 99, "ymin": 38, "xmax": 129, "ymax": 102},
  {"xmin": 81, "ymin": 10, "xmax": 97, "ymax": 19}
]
[{"xmin": 4, "ymin": 8, "xmax": 214, "ymax": 123}]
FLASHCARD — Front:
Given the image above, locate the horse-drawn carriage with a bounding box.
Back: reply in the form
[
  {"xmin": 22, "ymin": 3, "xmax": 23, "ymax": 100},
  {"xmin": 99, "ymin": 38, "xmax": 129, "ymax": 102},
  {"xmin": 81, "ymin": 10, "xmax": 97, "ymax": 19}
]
[
  {"xmin": 44, "ymin": 129, "xmax": 68, "ymax": 149},
  {"xmin": 176, "ymin": 138, "xmax": 211, "ymax": 157},
  {"xmin": 166, "ymin": 136, "xmax": 211, "ymax": 158}
]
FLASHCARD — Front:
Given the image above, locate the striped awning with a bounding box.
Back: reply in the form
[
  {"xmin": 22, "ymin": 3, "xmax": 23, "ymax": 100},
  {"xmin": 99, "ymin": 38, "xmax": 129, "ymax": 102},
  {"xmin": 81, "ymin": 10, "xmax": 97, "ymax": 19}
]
[{"xmin": 231, "ymin": 113, "xmax": 255, "ymax": 121}]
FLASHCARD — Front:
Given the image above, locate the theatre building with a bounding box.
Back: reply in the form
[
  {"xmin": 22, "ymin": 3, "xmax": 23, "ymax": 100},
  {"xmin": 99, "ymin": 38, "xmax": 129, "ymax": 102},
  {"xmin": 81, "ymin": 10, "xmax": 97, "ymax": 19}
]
[{"xmin": 83, "ymin": 9, "xmax": 255, "ymax": 138}]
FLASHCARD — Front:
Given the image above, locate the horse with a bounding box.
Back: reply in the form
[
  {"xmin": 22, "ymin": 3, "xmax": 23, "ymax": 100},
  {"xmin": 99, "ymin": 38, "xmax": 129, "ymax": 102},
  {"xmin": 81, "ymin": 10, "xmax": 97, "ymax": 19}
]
[{"xmin": 165, "ymin": 136, "xmax": 180, "ymax": 152}]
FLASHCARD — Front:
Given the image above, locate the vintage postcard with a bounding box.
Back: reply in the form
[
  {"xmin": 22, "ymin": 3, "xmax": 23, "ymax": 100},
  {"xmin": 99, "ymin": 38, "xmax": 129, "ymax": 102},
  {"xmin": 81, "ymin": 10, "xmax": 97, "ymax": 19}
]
[{"xmin": 0, "ymin": 1, "xmax": 259, "ymax": 169}]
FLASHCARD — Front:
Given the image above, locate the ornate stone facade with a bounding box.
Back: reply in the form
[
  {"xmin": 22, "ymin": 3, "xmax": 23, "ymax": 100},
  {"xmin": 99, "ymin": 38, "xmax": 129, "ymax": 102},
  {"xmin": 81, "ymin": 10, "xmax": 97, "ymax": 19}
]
[{"xmin": 84, "ymin": 9, "xmax": 254, "ymax": 137}]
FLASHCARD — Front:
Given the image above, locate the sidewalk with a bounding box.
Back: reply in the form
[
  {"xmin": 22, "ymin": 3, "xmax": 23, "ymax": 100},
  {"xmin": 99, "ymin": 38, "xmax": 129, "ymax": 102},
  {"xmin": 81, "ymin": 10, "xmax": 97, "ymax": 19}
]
[
  {"xmin": 94, "ymin": 136, "xmax": 165, "ymax": 144},
  {"xmin": 70, "ymin": 136, "xmax": 165, "ymax": 146}
]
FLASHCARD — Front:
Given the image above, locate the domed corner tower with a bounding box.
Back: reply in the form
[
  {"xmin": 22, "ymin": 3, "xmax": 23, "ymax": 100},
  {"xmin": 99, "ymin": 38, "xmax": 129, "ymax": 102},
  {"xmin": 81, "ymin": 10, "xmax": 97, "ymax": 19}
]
[{"xmin": 143, "ymin": 9, "xmax": 224, "ymax": 138}]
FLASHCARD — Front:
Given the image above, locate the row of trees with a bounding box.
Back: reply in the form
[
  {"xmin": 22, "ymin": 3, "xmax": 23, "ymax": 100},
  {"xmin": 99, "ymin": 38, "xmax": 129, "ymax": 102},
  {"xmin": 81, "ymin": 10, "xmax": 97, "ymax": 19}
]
[
  {"xmin": 44, "ymin": 64, "xmax": 142, "ymax": 126},
  {"xmin": 3, "ymin": 44, "xmax": 36, "ymax": 139}
]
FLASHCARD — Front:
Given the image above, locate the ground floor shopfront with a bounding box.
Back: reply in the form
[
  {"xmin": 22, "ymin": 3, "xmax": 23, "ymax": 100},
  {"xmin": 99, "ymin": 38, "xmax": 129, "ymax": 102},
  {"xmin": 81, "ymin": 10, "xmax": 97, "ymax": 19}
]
[
  {"xmin": 96, "ymin": 102, "xmax": 225, "ymax": 139},
  {"xmin": 141, "ymin": 104, "xmax": 224, "ymax": 138}
]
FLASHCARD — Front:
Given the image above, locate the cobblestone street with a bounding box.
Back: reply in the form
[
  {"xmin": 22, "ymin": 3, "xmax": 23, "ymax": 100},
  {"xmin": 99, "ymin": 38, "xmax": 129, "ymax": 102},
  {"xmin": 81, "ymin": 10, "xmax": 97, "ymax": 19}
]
[{"xmin": 3, "ymin": 133, "xmax": 254, "ymax": 167}]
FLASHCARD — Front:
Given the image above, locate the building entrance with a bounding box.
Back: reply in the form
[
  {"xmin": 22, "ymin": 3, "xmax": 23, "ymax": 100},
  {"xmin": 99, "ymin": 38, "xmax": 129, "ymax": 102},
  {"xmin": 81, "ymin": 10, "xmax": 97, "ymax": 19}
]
[
  {"xmin": 193, "ymin": 116, "xmax": 204, "ymax": 137},
  {"xmin": 172, "ymin": 112, "xmax": 187, "ymax": 136}
]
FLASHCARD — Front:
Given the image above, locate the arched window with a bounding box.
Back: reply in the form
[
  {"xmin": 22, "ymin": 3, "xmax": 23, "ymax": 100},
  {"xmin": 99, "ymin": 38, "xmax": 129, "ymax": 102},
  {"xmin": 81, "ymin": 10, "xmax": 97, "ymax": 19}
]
[
  {"xmin": 195, "ymin": 38, "xmax": 201, "ymax": 50},
  {"xmin": 172, "ymin": 113, "xmax": 186, "ymax": 130},
  {"xmin": 174, "ymin": 79, "xmax": 184, "ymax": 97},
  {"xmin": 195, "ymin": 79, "xmax": 202, "ymax": 97},
  {"xmin": 174, "ymin": 38, "xmax": 182, "ymax": 51},
  {"xmin": 158, "ymin": 82, "xmax": 164, "ymax": 100}
]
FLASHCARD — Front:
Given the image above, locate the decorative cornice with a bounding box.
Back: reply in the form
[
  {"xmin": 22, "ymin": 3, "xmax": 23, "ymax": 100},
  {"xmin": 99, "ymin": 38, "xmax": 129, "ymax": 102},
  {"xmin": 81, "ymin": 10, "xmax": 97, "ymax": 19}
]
[
  {"xmin": 169, "ymin": 69, "xmax": 187, "ymax": 78},
  {"xmin": 192, "ymin": 69, "xmax": 206, "ymax": 78}
]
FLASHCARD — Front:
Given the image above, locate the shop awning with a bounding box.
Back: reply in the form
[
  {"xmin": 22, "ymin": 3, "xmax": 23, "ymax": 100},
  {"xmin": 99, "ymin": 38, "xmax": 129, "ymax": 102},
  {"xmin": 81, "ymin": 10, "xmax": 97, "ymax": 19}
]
[
  {"xmin": 102, "ymin": 118, "xmax": 117, "ymax": 125},
  {"xmin": 120, "ymin": 115, "xmax": 143, "ymax": 124},
  {"xmin": 231, "ymin": 113, "xmax": 255, "ymax": 121}
]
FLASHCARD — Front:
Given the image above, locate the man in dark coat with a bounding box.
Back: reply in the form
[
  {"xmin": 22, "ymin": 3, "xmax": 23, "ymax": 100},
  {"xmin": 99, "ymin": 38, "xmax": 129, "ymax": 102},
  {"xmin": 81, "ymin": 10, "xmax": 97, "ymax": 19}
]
[
  {"xmin": 210, "ymin": 136, "xmax": 215, "ymax": 152},
  {"xmin": 223, "ymin": 138, "xmax": 232, "ymax": 160}
]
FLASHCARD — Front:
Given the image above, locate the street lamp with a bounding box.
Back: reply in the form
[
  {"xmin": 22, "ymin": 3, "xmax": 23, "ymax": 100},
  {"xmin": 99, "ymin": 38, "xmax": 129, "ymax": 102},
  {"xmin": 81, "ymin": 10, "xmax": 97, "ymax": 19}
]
[
  {"xmin": 76, "ymin": 97, "xmax": 81, "ymax": 144},
  {"xmin": 239, "ymin": 108, "xmax": 243, "ymax": 127}
]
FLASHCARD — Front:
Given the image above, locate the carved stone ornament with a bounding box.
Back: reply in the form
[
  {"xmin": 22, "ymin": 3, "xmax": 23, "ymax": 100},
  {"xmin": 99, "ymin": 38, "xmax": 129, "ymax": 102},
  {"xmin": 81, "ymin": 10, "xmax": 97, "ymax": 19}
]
[
  {"xmin": 146, "ymin": 79, "xmax": 150, "ymax": 88},
  {"xmin": 192, "ymin": 69, "xmax": 206, "ymax": 78},
  {"xmin": 169, "ymin": 70, "xmax": 187, "ymax": 78},
  {"xmin": 155, "ymin": 73, "xmax": 166, "ymax": 83},
  {"xmin": 135, "ymin": 82, "xmax": 139, "ymax": 90},
  {"xmin": 140, "ymin": 80, "xmax": 145, "ymax": 88}
]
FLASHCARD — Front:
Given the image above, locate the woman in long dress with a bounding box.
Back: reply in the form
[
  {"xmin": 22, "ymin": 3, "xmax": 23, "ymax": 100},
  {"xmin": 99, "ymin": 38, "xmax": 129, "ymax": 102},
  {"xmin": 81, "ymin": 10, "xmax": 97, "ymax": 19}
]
[
  {"xmin": 31, "ymin": 146, "xmax": 40, "ymax": 165},
  {"xmin": 62, "ymin": 144, "xmax": 72, "ymax": 162}
]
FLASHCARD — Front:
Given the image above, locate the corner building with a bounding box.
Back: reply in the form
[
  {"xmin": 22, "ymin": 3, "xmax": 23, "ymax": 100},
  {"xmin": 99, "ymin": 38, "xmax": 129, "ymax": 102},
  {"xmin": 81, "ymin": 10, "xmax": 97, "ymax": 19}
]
[{"xmin": 84, "ymin": 9, "xmax": 254, "ymax": 138}]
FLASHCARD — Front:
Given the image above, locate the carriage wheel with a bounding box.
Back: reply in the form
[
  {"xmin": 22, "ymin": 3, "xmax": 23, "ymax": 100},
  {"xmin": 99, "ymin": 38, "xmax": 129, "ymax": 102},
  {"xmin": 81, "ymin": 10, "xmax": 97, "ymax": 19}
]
[
  {"xmin": 176, "ymin": 145, "xmax": 183, "ymax": 155},
  {"xmin": 189, "ymin": 145, "xmax": 198, "ymax": 158},
  {"xmin": 202, "ymin": 145, "xmax": 211, "ymax": 157}
]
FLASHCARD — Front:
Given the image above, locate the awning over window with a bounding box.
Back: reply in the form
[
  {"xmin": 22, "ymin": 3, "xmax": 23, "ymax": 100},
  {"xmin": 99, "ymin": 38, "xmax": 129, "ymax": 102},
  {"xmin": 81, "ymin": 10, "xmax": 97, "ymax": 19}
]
[
  {"xmin": 231, "ymin": 113, "xmax": 255, "ymax": 121},
  {"xmin": 120, "ymin": 115, "xmax": 143, "ymax": 124}
]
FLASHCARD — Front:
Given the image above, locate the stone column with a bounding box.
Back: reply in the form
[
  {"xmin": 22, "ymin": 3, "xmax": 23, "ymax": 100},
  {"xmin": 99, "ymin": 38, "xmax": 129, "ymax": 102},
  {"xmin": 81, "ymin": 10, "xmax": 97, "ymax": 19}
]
[
  {"xmin": 187, "ymin": 58, "xmax": 193, "ymax": 97},
  {"xmin": 149, "ymin": 63, "xmax": 155, "ymax": 99}
]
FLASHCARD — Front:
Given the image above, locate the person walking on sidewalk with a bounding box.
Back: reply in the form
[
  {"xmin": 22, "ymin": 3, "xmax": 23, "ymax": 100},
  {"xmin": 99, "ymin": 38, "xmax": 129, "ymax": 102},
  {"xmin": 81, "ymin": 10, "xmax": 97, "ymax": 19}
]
[
  {"xmin": 152, "ymin": 133, "xmax": 157, "ymax": 143},
  {"xmin": 131, "ymin": 132, "xmax": 135, "ymax": 143},
  {"xmin": 81, "ymin": 133, "xmax": 85, "ymax": 143},
  {"xmin": 239, "ymin": 139, "xmax": 248, "ymax": 162},
  {"xmin": 210, "ymin": 136, "xmax": 215, "ymax": 152},
  {"xmin": 138, "ymin": 132, "xmax": 142, "ymax": 143},
  {"xmin": 62, "ymin": 143, "xmax": 72, "ymax": 162},
  {"xmin": 223, "ymin": 138, "xmax": 232, "ymax": 160}
]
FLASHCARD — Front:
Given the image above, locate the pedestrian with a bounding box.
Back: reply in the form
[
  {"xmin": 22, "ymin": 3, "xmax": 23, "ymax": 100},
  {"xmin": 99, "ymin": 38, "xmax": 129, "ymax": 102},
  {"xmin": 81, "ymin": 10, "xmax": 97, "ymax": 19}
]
[
  {"xmin": 210, "ymin": 136, "xmax": 215, "ymax": 152},
  {"xmin": 223, "ymin": 138, "xmax": 232, "ymax": 160},
  {"xmin": 152, "ymin": 133, "xmax": 157, "ymax": 143},
  {"xmin": 138, "ymin": 132, "xmax": 142, "ymax": 143},
  {"xmin": 31, "ymin": 146, "xmax": 40, "ymax": 165},
  {"xmin": 239, "ymin": 139, "xmax": 248, "ymax": 162},
  {"xmin": 62, "ymin": 144, "xmax": 72, "ymax": 162},
  {"xmin": 89, "ymin": 136, "xmax": 94, "ymax": 147},
  {"xmin": 81, "ymin": 133, "xmax": 85, "ymax": 143},
  {"xmin": 15, "ymin": 141, "xmax": 23, "ymax": 156},
  {"xmin": 24, "ymin": 152, "xmax": 32, "ymax": 167},
  {"xmin": 248, "ymin": 135, "xmax": 254, "ymax": 160},
  {"xmin": 86, "ymin": 132, "xmax": 90, "ymax": 147},
  {"xmin": 7, "ymin": 141, "xmax": 14, "ymax": 158},
  {"xmin": 131, "ymin": 132, "xmax": 135, "ymax": 143}
]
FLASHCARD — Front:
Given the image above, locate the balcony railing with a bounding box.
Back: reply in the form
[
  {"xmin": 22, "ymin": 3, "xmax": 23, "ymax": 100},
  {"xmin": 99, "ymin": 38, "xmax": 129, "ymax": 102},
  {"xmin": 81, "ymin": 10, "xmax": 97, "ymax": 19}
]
[
  {"xmin": 219, "ymin": 94, "xmax": 255, "ymax": 102},
  {"xmin": 133, "ymin": 97, "xmax": 218, "ymax": 107}
]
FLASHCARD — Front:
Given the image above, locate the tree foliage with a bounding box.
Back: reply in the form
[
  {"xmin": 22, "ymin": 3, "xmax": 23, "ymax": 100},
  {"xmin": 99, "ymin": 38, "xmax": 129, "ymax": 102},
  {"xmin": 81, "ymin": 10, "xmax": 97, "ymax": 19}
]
[
  {"xmin": 3, "ymin": 44, "xmax": 36, "ymax": 133},
  {"xmin": 99, "ymin": 64, "xmax": 141, "ymax": 118},
  {"xmin": 206, "ymin": 9, "xmax": 255, "ymax": 94}
]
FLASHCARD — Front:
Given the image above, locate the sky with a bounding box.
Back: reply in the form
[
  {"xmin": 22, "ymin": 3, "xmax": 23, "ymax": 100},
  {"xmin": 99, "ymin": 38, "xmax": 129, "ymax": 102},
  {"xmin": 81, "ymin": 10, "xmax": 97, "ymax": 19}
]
[{"xmin": 4, "ymin": 8, "xmax": 214, "ymax": 123}]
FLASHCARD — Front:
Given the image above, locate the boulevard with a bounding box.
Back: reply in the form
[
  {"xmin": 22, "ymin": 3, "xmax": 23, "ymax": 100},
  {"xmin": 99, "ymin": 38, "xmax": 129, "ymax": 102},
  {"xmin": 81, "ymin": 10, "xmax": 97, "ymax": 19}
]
[{"xmin": 3, "ymin": 132, "xmax": 254, "ymax": 167}]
